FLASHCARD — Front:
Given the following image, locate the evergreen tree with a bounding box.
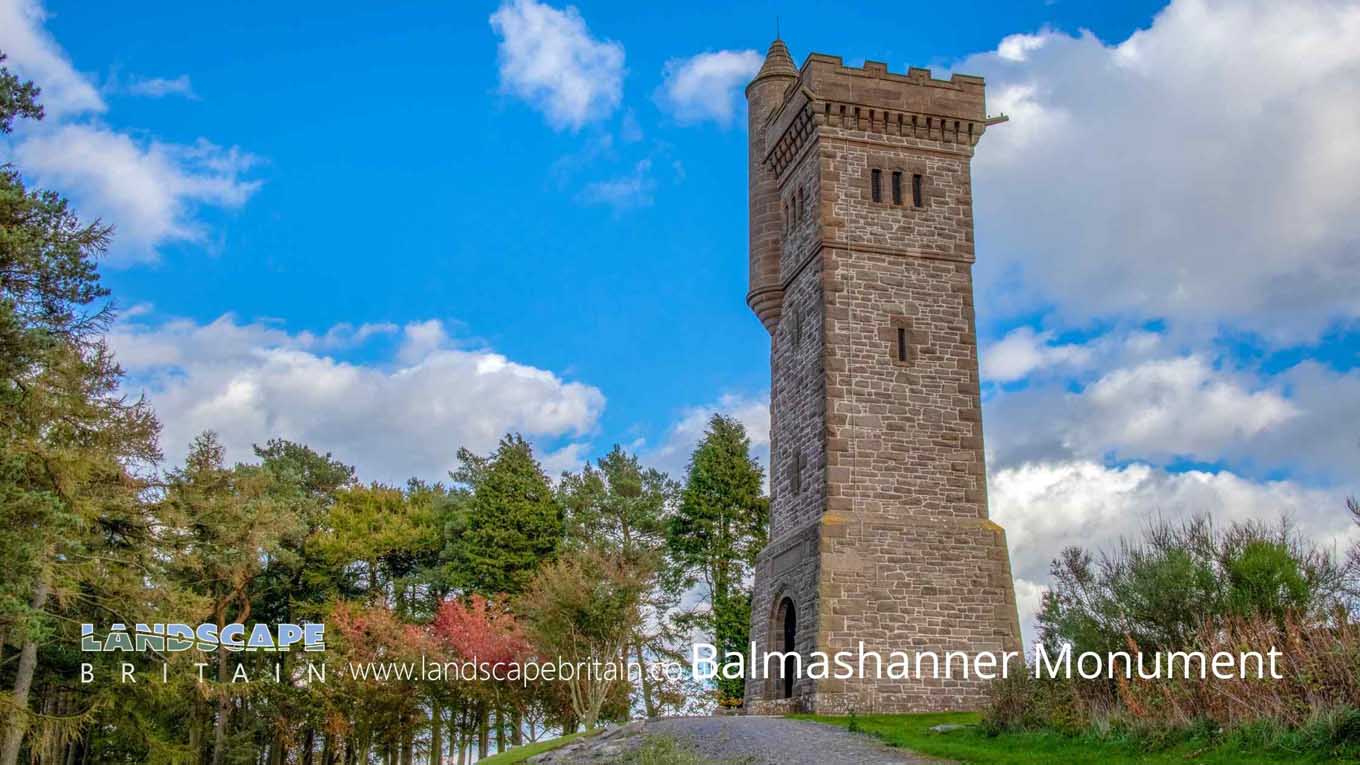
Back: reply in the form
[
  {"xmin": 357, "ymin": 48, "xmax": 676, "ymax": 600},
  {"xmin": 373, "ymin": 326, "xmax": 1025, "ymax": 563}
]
[
  {"xmin": 247, "ymin": 439, "xmax": 355, "ymax": 765},
  {"xmin": 452, "ymin": 435, "xmax": 562, "ymax": 597},
  {"xmin": 667, "ymin": 414, "xmax": 767, "ymax": 706},
  {"xmin": 161, "ymin": 433, "xmax": 301, "ymax": 765},
  {"xmin": 558, "ymin": 445, "xmax": 683, "ymax": 717},
  {"xmin": 0, "ymin": 55, "xmax": 161, "ymax": 765}
]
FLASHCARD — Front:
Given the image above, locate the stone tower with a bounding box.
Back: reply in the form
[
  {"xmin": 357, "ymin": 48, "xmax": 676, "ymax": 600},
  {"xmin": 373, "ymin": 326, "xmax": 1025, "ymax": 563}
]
[{"xmin": 743, "ymin": 39, "xmax": 1022, "ymax": 714}]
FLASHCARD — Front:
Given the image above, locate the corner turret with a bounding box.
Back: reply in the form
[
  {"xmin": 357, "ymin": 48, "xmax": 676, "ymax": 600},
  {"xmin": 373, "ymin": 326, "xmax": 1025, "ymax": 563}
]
[{"xmin": 745, "ymin": 38, "xmax": 797, "ymax": 333}]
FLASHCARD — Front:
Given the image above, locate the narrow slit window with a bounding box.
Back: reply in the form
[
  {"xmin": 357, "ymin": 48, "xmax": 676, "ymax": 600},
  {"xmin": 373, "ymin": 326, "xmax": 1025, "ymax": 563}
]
[
  {"xmin": 891, "ymin": 171, "xmax": 903, "ymax": 205},
  {"xmin": 912, "ymin": 174, "xmax": 924, "ymax": 208},
  {"xmin": 871, "ymin": 169, "xmax": 882, "ymax": 203},
  {"xmin": 896, "ymin": 327, "xmax": 908, "ymax": 362},
  {"xmin": 791, "ymin": 451, "xmax": 803, "ymax": 494},
  {"xmin": 792, "ymin": 309, "xmax": 802, "ymax": 347}
]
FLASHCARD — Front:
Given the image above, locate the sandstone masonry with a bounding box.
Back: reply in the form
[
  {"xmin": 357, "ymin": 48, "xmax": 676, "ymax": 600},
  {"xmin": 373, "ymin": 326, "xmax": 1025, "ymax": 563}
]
[{"xmin": 744, "ymin": 39, "xmax": 1022, "ymax": 714}]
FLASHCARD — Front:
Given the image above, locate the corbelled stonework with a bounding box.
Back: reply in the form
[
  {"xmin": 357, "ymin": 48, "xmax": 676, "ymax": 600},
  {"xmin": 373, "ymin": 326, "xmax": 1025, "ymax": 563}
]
[{"xmin": 745, "ymin": 42, "xmax": 1022, "ymax": 714}]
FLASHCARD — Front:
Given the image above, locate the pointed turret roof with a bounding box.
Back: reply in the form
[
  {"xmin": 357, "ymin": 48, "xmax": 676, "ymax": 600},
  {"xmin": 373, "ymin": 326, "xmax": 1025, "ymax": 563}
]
[{"xmin": 754, "ymin": 37, "xmax": 797, "ymax": 82}]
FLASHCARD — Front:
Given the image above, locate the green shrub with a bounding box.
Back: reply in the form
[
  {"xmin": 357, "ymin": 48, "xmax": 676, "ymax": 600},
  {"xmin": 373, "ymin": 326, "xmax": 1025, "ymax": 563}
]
[{"xmin": 981, "ymin": 671, "xmax": 1094, "ymax": 736}]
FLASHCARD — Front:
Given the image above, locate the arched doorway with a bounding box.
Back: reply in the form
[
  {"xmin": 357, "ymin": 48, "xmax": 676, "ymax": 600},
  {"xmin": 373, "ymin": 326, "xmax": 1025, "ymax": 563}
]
[{"xmin": 777, "ymin": 597, "xmax": 796, "ymax": 699}]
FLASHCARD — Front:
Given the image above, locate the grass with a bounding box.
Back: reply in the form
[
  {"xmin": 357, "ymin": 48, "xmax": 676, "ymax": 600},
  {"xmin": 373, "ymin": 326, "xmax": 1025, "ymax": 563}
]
[
  {"xmin": 793, "ymin": 712, "xmax": 1358, "ymax": 764},
  {"xmin": 477, "ymin": 729, "xmax": 598, "ymax": 764}
]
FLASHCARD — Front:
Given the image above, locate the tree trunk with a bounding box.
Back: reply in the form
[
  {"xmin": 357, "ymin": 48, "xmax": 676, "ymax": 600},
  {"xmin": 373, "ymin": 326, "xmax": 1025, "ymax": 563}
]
[
  {"xmin": 302, "ymin": 727, "xmax": 316, "ymax": 765},
  {"xmin": 211, "ymin": 639, "xmax": 231, "ymax": 765},
  {"xmin": 633, "ymin": 640, "xmax": 657, "ymax": 717},
  {"xmin": 477, "ymin": 704, "xmax": 489, "ymax": 761},
  {"xmin": 0, "ymin": 578, "xmax": 52, "ymax": 765},
  {"xmin": 512, "ymin": 708, "xmax": 523, "ymax": 747},
  {"xmin": 429, "ymin": 701, "xmax": 442, "ymax": 765}
]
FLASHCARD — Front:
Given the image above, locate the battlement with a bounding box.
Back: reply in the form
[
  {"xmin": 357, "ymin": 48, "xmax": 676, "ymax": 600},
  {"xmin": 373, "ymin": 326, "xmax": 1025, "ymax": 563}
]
[
  {"xmin": 796, "ymin": 53, "xmax": 986, "ymax": 107},
  {"xmin": 761, "ymin": 52, "xmax": 992, "ymax": 177}
]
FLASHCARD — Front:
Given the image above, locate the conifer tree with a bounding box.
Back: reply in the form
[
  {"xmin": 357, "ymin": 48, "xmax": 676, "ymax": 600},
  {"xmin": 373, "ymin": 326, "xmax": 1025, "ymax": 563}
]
[
  {"xmin": 667, "ymin": 414, "xmax": 767, "ymax": 706},
  {"xmin": 0, "ymin": 55, "xmax": 161, "ymax": 765},
  {"xmin": 559, "ymin": 445, "xmax": 683, "ymax": 716},
  {"xmin": 452, "ymin": 435, "xmax": 562, "ymax": 597}
]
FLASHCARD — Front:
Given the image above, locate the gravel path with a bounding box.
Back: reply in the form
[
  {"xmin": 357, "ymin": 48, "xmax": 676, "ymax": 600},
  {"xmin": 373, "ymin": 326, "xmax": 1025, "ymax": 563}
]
[{"xmin": 529, "ymin": 716, "xmax": 948, "ymax": 764}]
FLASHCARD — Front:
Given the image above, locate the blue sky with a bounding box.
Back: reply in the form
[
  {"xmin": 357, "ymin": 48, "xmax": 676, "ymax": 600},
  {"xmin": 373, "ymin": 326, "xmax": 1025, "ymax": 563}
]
[
  {"xmin": 20, "ymin": 0, "xmax": 1165, "ymax": 451},
  {"xmin": 2, "ymin": 0, "xmax": 1357, "ymax": 635}
]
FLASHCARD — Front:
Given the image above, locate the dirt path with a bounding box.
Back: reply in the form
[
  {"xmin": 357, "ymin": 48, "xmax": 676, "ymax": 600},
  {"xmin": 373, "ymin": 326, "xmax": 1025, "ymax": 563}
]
[{"xmin": 527, "ymin": 716, "xmax": 948, "ymax": 764}]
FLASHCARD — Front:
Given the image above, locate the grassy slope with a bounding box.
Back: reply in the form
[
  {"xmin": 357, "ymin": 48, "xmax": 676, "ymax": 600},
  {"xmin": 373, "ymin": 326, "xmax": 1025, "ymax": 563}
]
[
  {"xmin": 476, "ymin": 730, "xmax": 597, "ymax": 764},
  {"xmin": 794, "ymin": 712, "xmax": 1352, "ymax": 765}
]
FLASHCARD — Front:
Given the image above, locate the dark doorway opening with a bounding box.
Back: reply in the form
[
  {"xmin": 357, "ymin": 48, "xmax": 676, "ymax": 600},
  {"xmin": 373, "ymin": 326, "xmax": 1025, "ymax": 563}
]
[{"xmin": 779, "ymin": 598, "xmax": 797, "ymax": 699}]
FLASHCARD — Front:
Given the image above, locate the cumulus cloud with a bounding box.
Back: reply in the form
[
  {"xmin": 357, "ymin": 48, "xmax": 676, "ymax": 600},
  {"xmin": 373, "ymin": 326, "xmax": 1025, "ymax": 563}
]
[
  {"xmin": 0, "ymin": 0, "xmax": 104, "ymax": 117},
  {"xmin": 991, "ymin": 459, "xmax": 1358, "ymax": 642},
  {"xmin": 0, "ymin": 0, "xmax": 259, "ymax": 263},
  {"xmin": 14, "ymin": 126, "xmax": 261, "ymax": 262},
  {"xmin": 645, "ymin": 392, "xmax": 770, "ymax": 482},
  {"xmin": 108, "ymin": 314, "xmax": 605, "ymax": 485},
  {"xmin": 981, "ymin": 326, "xmax": 1093, "ymax": 382},
  {"xmin": 963, "ymin": 0, "xmax": 1360, "ymax": 340},
  {"xmin": 1072, "ymin": 356, "xmax": 1298, "ymax": 460},
  {"xmin": 489, "ymin": 0, "xmax": 625, "ymax": 131},
  {"xmin": 656, "ymin": 49, "xmax": 762, "ymax": 126},
  {"xmin": 982, "ymin": 332, "xmax": 1360, "ymax": 487},
  {"xmin": 987, "ymin": 349, "xmax": 1305, "ymax": 466}
]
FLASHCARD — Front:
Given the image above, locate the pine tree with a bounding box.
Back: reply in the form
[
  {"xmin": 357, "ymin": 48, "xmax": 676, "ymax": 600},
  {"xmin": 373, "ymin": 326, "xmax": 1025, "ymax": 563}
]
[
  {"xmin": 558, "ymin": 445, "xmax": 682, "ymax": 716},
  {"xmin": 667, "ymin": 414, "xmax": 767, "ymax": 706},
  {"xmin": 0, "ymin": 55, "xmax": 161, "ymax": 765},
  {"xmin": 452, "ymin": 435, "xmax": 562, "ymax": 597}
]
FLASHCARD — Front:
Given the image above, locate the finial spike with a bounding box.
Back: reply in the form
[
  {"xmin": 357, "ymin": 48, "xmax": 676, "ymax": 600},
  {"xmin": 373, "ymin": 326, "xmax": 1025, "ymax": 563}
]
[{"xmin": 776, "ymin": 16, "xmax": 781, "ymax": 40}]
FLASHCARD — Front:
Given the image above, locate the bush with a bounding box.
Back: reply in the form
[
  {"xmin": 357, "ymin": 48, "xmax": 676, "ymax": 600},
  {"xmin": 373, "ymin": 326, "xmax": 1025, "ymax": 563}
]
[
  {"xmin": 981, "ymin": 671, "xmax": 1096, "ymax": 736},
  {"xmin": 1040, "ymin": 516, "xmax": 1345, "ymax": 655},
  {"xmin": 983, "ymin": 508, "xmax": 1360, "ymax": 755}
]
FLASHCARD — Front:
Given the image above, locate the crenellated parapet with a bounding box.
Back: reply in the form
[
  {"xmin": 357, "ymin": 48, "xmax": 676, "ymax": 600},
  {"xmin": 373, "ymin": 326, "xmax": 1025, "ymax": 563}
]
[{"xmin": 762, "ymin": 55, "xmax": 999, "ymax": 178}]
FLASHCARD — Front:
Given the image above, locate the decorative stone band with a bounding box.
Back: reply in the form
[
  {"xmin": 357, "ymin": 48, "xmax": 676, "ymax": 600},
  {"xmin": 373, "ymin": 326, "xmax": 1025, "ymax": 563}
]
[{"xmin": 777, "ymin": 240, "xmax": 974, "ymax": 300}]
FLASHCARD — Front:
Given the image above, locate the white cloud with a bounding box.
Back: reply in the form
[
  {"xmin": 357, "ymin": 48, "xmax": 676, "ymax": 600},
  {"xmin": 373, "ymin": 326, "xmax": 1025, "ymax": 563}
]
[
  {"xmin": 578, "ymin": 158, "xmax": 654, "ymax": 211},
  {"xmin": 14, "ymin": 126, "xmax": 261, "ymax": 262},
  {"xmin": 0, "ymin": 1, "xmax": 258, "ymax": 263},
  {"xmin": 981, "ymin": 326, "xmax": 1092, "ymax": 382},
  {"xmin": 1227, "ymin": 361, "xmax": 1360, "ymax": 483},
  {"xmin": 0, "ymin": 0, "xmax": 104, "ymax": 117},
  {"xmin": 992, "ymin": 459, "xmax": 1358, "ymax": 642},
  {"xmin": 489, "ymin": 0, "xmax": 625, "ymax": 131},
  {"xmin": 645, "ymin": 392, "xmax": 770, "ymax": 483},
  {"xmin": 656, "ymin": 49, "xmax": 762, "ymax": 126},
  {"xmin": 109, "ymin": 315, "xmax": 605, "ymax": 484},
  {"xmin": 396, "ymin": 319, "xmax": 450, "ymax": 364},
  {"xmin": 995, "ymin": 32, "xmax": 1048, "ymax": 63},
  {"xmin": 986, "ymin": 347, "xmax": 1306, "ymax": 469},
  {"xmin": 1072, "ymin": 356, "xmax": 1298, "ymax": 460},
  {"xmin": 125, "ymin": 74, "xmax": 197, "ymax": 100},
  {"xmin": 964, "ymin": 0, "xmax": 1360, "ymax": 339}
]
